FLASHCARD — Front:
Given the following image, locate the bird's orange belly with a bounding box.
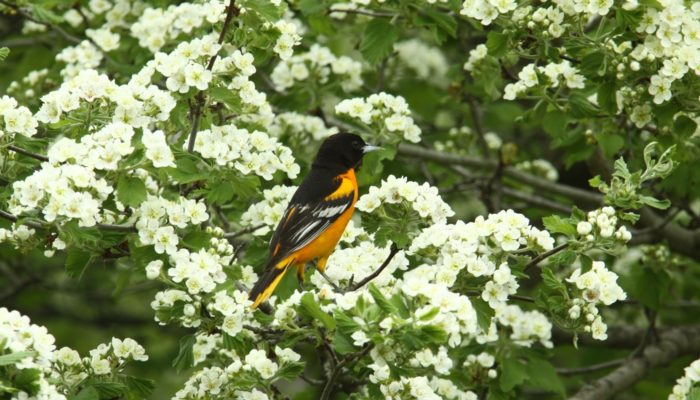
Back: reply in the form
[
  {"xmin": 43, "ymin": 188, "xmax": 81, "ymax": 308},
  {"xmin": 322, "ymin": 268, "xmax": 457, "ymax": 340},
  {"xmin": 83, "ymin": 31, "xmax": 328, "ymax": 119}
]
[{"xmin": 291, "ymin": 206, "xmax": 355, "ymax": 265}]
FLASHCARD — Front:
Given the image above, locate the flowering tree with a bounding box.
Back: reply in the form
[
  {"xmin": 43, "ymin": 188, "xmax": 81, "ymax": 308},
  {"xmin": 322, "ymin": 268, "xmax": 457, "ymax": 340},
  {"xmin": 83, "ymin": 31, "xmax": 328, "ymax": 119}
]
[{"xmin": 1, "ymin": 0, "xmax": 700, "ymax": 399}]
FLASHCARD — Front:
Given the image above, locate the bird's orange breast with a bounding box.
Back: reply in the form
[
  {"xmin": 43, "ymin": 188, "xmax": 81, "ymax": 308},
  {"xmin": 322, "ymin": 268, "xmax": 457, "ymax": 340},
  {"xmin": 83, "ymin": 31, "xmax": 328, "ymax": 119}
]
[{"xmin": 286, "ymin": 168, "xmax": 358, "ymax": 265}]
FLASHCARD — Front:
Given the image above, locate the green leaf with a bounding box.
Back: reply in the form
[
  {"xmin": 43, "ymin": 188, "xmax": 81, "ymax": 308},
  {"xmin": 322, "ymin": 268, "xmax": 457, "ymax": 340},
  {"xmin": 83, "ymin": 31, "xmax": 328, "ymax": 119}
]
[
  {"xmin": 688, "ymin": 387, "xmax": 700, "ymax": 400},
  {"xmin": 0, "ymin": 351, "xmax": 35, "ymax": 366},
  {"xmin": 32, "ymin": 4, "xmax": 63, "ymax": 23},
  {"xmin": 621, "ymin": 267, "xmax": 669, "ymax": 310},
  {"xmin": 298, "ymin": 0, "xmax": 326, "ymax": 14},
  {"xmin": 275, "ymin": 361, "xmax": 305, "ymax": 381},
  {"xmin": 172, "ymin": 334, "xmax": 196, "ymax": 372},
  {"xmin": 674, "ymin": 115, "xmax": 697, "ymax": 138},
  {"xmin": 334, "ymin": 310, "xmax": 360, "ymax": 335},
  {"xmin": 541, "ymin": 267, "xmax": 567, "ymax": 294},
  {"xmin": 87, "ymin": 381, "xmax": 128, "ymax": 398},
  {"xmin": 543, "ymin": 110, "xmax": 569, "ymax": 138},
  {"xmin": 500, "ymin": 357, "xmax": 527, "ymax": 391},
  {"xmin": 117, "ymin": 176, "xmax": 147, "ymax": 208},
  {"xmin": 360, "ymin": 19, "xmax": 400, "ymax": 65},
  {"xmin": 472, "ymin": 298, "xmax": 494, "ymax": 332},
  {"xmin": 568, "ymin": 92, "xmax": 599, "ymax": 118},
  {"xmin": 368, "ymin": 283, "xmax": 398, "ymax": 315},
  {"xmin": 527, "ymin": 357, "xmax": 566, "ymax": 396},
  {"xmin": 0, "ymin": 47, "xmax": 9, "ymax": 61},
  {"xmin": 332, "ymin": 330, "xmax": 356, "ymax": 355},
  {"xmin": 542, "ymin": 215, "xmax": 576, "ymax": 237},
  {"xmin": 65, "ymin": 248, "xmax": 93, "ymax": 279},
  {"xmin": 71, "ymin": 387, "xmax": 99, "ymax": 400},
  {"xmin": 420, "ymin": 7, "xmax": 457, "ymax": 38},
  {"xmin": 167, "ymin": 156, "xmax": 205, "ymax": 183},
  {"xmin": 579, "ymin": 52, "xmax": 605, "ymax": 76},
  {"xmin": 486, "ymin": 31, "xmax": 508, "ymax": 58},
  {"xmin": 597, "ymin": 81, "xmax": 618, "ymax": 114},
  {"xmin": 122, "ymin": 375, "xmax": 155, "ymax": 398},
  {"xmin": 241, "ymin": 0, "xmax": 283, "ymax": 22},
  {"xmin": 548, "ymin": 250, "xmax": 576, "ymax": 266},
  {"xmin": 596, "ymin": 133, "xmax": 625, "ymax": 159},
  {"xmin": 300, "ymin": 292, "xmax": 336, "ymax": 329},
  {"xmin": 639, "ymin": 195, "xmax": 670, "ymax": 210},
  {"xmin": 206, "ymin": 182, "xmax": 235, "ymax": 205}
]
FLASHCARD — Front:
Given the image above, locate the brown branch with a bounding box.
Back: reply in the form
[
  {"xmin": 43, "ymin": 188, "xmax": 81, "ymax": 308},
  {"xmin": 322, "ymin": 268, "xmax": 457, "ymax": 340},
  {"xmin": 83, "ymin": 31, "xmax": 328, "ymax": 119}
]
[
  {"xmin": 326, "ymin": 7, "xmax": 394, "ymax": 17},
  {"xmin": 7, "ymin": 145, "xmax": 49, "ymax": 162},
  {"xmin": 0, "ymin": 0, "xmax": 82, "ymax": 44},
  {"xmin": 320, "ymin": 344, "xmax": 374, "ymax": 400},
  {"xmin": 524, "ymin": 243, "xmax": 569, "ymax": 270},
  {"xmin": 348, "ymin": 243, "xmax": 400, "ymax": 291},
  {"xmin": 398, "ymin": 143, "xmax": 700, "ymax": 260},
  {"xmin": 187, "ymin": 0, "xmax": 240, "ymax": 152},
  {"xmin": 569, "ymin": 325, "xmax": 700, "ymax": 400},
  {"xmin": 557, "ymin": 358, "xmax": 625, "ymax": 376},
  {"xmin": 223, "ymin": 224, "xmax": 266, "ymax": 239}
]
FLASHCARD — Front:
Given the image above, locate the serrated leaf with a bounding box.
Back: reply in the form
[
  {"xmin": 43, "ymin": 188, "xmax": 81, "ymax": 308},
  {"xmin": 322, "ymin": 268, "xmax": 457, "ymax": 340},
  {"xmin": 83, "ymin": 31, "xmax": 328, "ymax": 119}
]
[
  {"xmin": 241, "ymin": 0, "xmax": 283, "ymax": 22},
  {"xmin": 500, "ymin": 357, "xmax": 527, "ymax": 391},
  {"xmin": 542, "ymin": 215, "xmax": 576, "ymax": 237},
  {"xmin": 360, "ymin": 19, "xmax": 400, "ymax": 65},
  {"xmin": 368, "ymin": 283, "xmax": 397, "ymax": 315},
  {"xmin": 541, "ymin": 267, "xmax": 567, "ymax": 294},
  {"xmin": 123, "ymin": 375, "xmax": 155, "ymax": 398},
  {"xmin": 300, "ymin": 292, "xmax": 336, "ymax": 329},
  {"xmin": 275, "ymin": 361, "xmax": 305, "ymax": 380},
  {"xmin": 66, "ymin": 248, "xmax": 93, "ymax": 279},
  {"xmin": 0, "ymin": 351, "xmax": 35, "ymax": 366},
  {"xmin": 472, "ymin": 298, "xmax": 494, "ymax": 332},
  {"xmin": 332, "ymin": 330, "xmax": 356, "ymax": 355},
  {"xmin": 639, "ymin": 195, "xmax": 670, "ymax": 210},
  {"xmin": 597, "ymin": 81, "xmax": 617, "ymax": 114},
  {"xmin": 87, "ymin": 381, "xmax": 128, "ymax": 398},
  {"xmin": 543, "ymin": 110, "xmax": 569, "ymax": 138},
  {"xmin": 0, "ymin": 47, "xmax": 9, "ymax": 61},
  {"xmin": 172, "ymin": 334, "xmax": 196, "ymax": 372},
  {"xmin": 71, "ymin": 387, "xmax": 99, "ymax": 400},
  {"xmin": 486, "ymin": 31, "xmax": 508, "ymax": 58},
  {"xmin": 117, "ymin": 176, "xmax": 147, "ymax": 208},
  {"xmin": 420, "ymin": 7, "xmax": 457, "ymax": 38},
  {"xmin": 673, "ymin": 115, "xmax": 697, "ymax": 138},
  {"xmin": 527, "ymin": 357, "xmax": 566, "ymax": 396}
]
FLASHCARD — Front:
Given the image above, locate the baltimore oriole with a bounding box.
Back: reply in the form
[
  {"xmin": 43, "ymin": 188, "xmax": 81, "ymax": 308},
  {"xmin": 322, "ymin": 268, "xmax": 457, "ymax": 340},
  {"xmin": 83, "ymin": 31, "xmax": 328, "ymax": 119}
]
[{"xmin": 249, "ymin": 133, "xmax": 379, "ymax": 308}]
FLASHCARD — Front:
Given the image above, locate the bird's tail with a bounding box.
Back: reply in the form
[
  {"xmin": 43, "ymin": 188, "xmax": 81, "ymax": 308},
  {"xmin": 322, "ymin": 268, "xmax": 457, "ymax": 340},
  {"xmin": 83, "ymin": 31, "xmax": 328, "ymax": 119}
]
[{"xmin": 249, "ymin": 259, "xmax": 292, "ymax": 309}]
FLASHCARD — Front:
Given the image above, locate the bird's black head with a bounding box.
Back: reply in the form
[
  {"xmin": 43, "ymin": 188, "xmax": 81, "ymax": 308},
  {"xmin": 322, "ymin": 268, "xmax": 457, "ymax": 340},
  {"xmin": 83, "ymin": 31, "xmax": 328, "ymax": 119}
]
[{"xmin": 312, "ymin": 133, "xmax": 379, "ymax": 171}]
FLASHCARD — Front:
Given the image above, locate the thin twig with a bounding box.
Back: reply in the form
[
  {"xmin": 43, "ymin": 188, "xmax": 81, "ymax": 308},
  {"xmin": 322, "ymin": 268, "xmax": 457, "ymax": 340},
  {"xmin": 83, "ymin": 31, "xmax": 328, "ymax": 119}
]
[
  {"xmin": 223, "ymin": 223, "xmax": 266, "ymax": 239},
  {"xmin": 556, "ymin": 358, "xmax": 626, "ymax": 376},
  {"xmin": 524, "ymin": 243, "xmax": 569, "ymax": 270},
  {"xmin": 326, "ymin": 7, "xmax": 394, "ymax": 17},
  {"xmin": 0, "ymin": 209, "xmax": 136, "ymax": 232},
  {"xmin": 7, "ymin": 145, "xmax": 49, "ymax": 162},
  {"xmin": 0, "ymin": 0, "xmax": 82, "ymax": 44},
  {"xmin": 348, "ymin": 243, "xmax": 400, "ymax": 291},
  {"xmin": 187, "ymin": 0, "xmax": 240, "ymax": 152},
  {"xmin": 320, "ymin": 344, "xmax": 374, "ymax": 400}
]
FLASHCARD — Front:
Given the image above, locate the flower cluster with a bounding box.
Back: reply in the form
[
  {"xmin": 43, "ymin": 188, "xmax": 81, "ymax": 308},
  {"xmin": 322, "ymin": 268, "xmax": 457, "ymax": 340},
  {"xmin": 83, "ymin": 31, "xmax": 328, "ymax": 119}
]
[
  {"xmin": 173, "ymin": 345, "xmax": 302, "ymax": 399},
  {"xmin": 394, "ymin": 39, "xmax": 448, "ymax": 84},
  {"xmin": 271, "ymin": 20, "xmax": 302, "ymax": 61},
  {"xmin": 130, "ymin": 1, "xmax": 226, "ymax": 52},
  {"xmin": 240, "ymin": 185, "xmax": 296, "ymax": 236},
  {"xmin": 0, "ymin": 95, "xmax": 38, "ymax": 139},
  {"xmin": 0, "ymin": 307, "xmax": 148, "ymax": 399},
  {"xmin": 669, "ymin": 358, "xmax": 700, "ymax": 400},
  {"xmin": 193, "ymin": 124, "xmax": 299, "ymax": 180},
  {"xmin": 152, "ymin": 34, "xmax": 219, "ymax": 94},
  {"xmin": 576, "ymin": 207, "xmax": 632, "ymax": 243},
  {"xmin": 335, "ymin": 93, "xmax": 422, "ymax": 143},
  {"xmin": 357, "ymin": 175, "xmax": 454, "ymax": 224},
  {"xmin": 269, "ymin": 112, "xmax": 339, "ymax": 143},
  {"xmin": 270, "ymin": 44, "xmax": 363, "ymax": 92},
  {"xmin": 566, "ymin": 261, "xmax": 626, "ymax": 340},
  {"xmin": 504, "ymin": 61, "xmax": 585, "ymax": 100},
  {"xmin": 410, "ymin": 210, "xmax": 555, "ymax": 346},
  {"xmin": 55, "ymin": 40, "xmax": 104, "ymax": 78},
  {"xmin": 379, "ymin": 375, "xmax": 477, "ymax": 400}
]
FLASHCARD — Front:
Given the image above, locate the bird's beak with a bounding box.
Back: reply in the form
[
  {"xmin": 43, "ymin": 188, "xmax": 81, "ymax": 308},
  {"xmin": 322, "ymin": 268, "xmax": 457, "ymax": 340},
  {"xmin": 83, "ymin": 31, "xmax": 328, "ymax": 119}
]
[{"xmin": 363, "ymin": 144, "xmax": 381, "ymax": 154}]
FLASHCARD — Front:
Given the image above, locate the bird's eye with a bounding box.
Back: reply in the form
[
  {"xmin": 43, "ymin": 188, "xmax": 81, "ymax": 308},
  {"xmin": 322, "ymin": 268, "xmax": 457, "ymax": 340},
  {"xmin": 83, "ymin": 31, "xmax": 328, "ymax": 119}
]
[{"xmin": 352, "ymin": 141, "xmax": 362, "ymax": 149}]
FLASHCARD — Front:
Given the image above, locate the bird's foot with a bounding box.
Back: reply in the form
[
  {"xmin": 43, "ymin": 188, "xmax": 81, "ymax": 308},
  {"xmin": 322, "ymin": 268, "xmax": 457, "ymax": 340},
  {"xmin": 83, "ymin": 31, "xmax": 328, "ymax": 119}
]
[{"xmin": 319, "ymin": 270, "xmax": 343, "ymax": 293}]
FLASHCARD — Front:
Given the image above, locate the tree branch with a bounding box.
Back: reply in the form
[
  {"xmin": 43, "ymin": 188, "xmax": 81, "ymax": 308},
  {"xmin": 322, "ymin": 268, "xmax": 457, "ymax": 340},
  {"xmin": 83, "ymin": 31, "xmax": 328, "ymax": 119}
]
[
  {"xmin": 569, "ymin": 325, "xmax": 700, "ymax": 400},
  {"xmin": 6, "ymin": 145, "xmax": 49, "ymax": 162},
  {"xmin": 524, "ymin": 243, "xmax": 569, "ymax": 270},
  {"xmin": 187, "ymin": 0, "xmax": 240, "ymax": 152},
  {"xmin": 557, "ymin": 358, "xmax": 625, "ymax": 376},
  {"xmin": 348, "ymin": 243, "xmax": 400, "ymax": 291},
  {"xmin": 0, "ymin": 0, "xmax": 82, "ymax": 44},
  {"xmin": 0, "ymin": 209, "xmax": 136, "ymax": 232},
  {"xmin": 320, "ymin": 344, "xmax": 374, "ymax": 400},
  {"xmin": 398, "ymin": 143, "xmax": 700, "ymax": 260},
  {"xmin": 223, "ymin": 224, "xmax": 266, "ymax": 239}
]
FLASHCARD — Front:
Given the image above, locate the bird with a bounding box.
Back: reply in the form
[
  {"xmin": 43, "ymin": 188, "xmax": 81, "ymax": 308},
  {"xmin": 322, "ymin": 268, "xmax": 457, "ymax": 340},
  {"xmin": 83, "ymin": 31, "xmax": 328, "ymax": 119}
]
[{"xmin": 248, "ymin": 133, "xmax": 380, "ymax": 309}]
